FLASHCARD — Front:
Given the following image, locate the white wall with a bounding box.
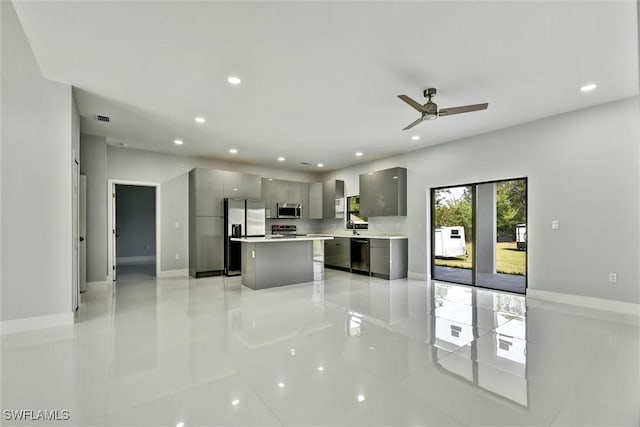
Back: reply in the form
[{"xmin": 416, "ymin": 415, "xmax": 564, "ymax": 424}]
[
  {"xmin": 102, "ymin": 146, "xmax": 320, "ymax": 273},
  {"xmin": 321, "ymin": 97, "xmax": 640, "ymax": 305},
  {"xmin": 80, "ymin": 134, "xmax": 108, "ymax": 282},
  {"xmin": 1, "ymin": 1, "xmax": 75, "ymax": 322}
]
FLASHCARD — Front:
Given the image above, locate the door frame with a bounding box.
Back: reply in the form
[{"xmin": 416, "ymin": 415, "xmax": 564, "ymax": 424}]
[
  {"xmin": 72, "ymin": 152, "xmax": 80, "ymax": 311},
  {"xmin": 107, "ymin": 179, "xmax": 161, "ymax": 282},
  {"xmin": 429, "ymin": 177, "xmax": 528, "ymax": 292}
]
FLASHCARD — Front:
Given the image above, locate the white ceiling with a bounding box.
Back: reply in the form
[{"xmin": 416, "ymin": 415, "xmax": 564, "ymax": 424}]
[{"xmin": 13, "ymin": 1, "xmax": 639, "ymax": 172}]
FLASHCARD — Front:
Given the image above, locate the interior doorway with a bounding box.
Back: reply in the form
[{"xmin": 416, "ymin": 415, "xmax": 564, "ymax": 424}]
[
  {"xmin": 107, "ymin": 180, "xmax": 161, "ymax": 283},
  {"xmin": 431, "ymin": 178, "xmax": 527, "ymax": 294},
  {"xmin": 114, "ymin": 184, "xmax": 156, "ymax": 281}
]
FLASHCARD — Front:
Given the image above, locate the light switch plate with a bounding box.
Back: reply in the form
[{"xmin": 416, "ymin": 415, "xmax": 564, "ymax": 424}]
[{"xmin": 552, "ymin": 220, "xmax": 559, "ymax": 230}]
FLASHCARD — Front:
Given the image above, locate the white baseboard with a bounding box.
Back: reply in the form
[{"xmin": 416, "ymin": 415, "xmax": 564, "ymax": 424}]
[
  {"xmin": 157, "ymin": 269, "xmax": 189, "ymax": 278},
  {"xmin": 0, "ymin": 312, "xmax": 74, "ymax": 335},
  {"xmin": 526, "ymin": 289, "xmax": 640, "ymax": 316},
  {"xmin": 116, "ymin": 256, "xmax": 155, "ymax": 265},
  {"xmin": 408, "ymin": 272, "xmax": 428, "ymax": 281}
]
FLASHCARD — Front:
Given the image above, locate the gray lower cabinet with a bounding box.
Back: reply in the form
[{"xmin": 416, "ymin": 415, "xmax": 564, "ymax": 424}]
[
  {"xmin": 324, "ymin": 237, "xmax": 350, "ymax": 270},
  {"xmin": 195, "ymin": 216, "xmax": 224, "ymax": 273},
  {"xmin": 370, "ymin": 238, "xmax": 408, "ymax": 279}
]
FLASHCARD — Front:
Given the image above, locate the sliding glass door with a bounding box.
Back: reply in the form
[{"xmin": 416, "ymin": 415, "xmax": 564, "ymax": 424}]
[
  {"xmin": 431, "ymin": 178, "xmax": 527, "ymax": 294},
  {"xmin": 432, "ymin": 185, "xmax": 474, "ymax": 286}
]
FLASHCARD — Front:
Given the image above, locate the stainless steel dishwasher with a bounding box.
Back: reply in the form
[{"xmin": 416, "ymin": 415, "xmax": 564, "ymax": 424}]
[{"xmin": 350, "ymin": 238, "xmax": 370, "ymax": 275}]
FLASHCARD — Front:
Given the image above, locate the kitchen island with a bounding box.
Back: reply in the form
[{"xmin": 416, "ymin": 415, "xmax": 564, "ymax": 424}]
[{"xmin": 230, "ymin": 236, "xmax": 334, "ymax": 290}]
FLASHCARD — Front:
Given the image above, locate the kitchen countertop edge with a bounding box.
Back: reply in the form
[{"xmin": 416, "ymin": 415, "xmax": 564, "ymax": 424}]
[{"xmin": 231, "ymin": 236, "xmax": 334, "ymax": 243}]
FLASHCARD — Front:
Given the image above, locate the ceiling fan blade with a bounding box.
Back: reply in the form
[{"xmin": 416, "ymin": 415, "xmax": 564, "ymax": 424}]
[
  {"xmin": 402, "ymin": 117, "xmax": 423, "ymax": 130},
  {"xmin": 439, "ymin": 103, "xmax": 488, "ymax": 117},
  {"xmin": 398, "ymin": 95, "xmax": 426, "ymax": 112}
]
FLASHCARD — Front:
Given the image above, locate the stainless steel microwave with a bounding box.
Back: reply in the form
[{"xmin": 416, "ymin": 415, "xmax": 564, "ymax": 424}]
[{"xmin": 277, "ymin": 203, "xmax": 303, "ymax": 219}]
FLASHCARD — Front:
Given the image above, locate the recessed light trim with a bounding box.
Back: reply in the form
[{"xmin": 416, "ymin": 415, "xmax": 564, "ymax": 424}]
[
  {"xmin": 194, "ymin": 117, "xmax": 206, "ymax": 123},
  {"xmin": 411, "ymin": 135, "xmax": 420, "ymax": 141},
  {"xmin": 174, "ymin": 139, "xmax": 184, "ymax": 146},
  {"xmin": 317, "ymin": 163, "xmax": 324, "ymax": 168},
  {"xmin": 227, "ymin": 76, "xmax": 242, "ymax": 85},
  {"xmin": 277, "ymin": 156, "xmax": 285, "ymax": 162},
  {"xmin": 355, "ymin": 152, "xmax": 363, "ymax": 157},
  {"xmin": 580, "ymin": 83, "xmax": 597, "ymax": 92},
  {"xmin": 229, "ymin": 148, "xmax": 238, "ymax": 154},
  {"xmin": 231, "ymin": 399, "xmax": 240, "ymax": 406}
]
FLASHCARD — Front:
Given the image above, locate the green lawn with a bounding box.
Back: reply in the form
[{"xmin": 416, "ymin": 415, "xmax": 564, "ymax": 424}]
[{"xmin": 435, "ymin": 242, "xmax": 526, "ymax": 275}]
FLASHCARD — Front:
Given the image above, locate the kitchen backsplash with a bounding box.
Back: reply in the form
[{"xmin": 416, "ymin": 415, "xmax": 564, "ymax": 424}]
[
  {"xmin": 266, "ymin": 217, "xmax": 407, "ymax": 236},
  {"xmin": 265, "ymin": 218, "xmax": 321, "ymax": 235}
]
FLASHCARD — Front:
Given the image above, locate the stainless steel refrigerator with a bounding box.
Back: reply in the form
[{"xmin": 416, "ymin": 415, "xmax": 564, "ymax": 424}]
[{"xmin": 224, "ymin": 199, "xmax": 266, "ymax": 276}]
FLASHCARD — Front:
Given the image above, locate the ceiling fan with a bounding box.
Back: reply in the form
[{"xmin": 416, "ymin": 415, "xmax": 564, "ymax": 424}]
[{"xmin": 398, "ymin": 88, "xmax": 488, "ymax": 130}]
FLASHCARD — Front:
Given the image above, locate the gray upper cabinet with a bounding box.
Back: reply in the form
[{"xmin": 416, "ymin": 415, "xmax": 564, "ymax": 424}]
[
  {"xmin": 300, "ymin": 183, "xmax": 310, "ymax": 218},
  {"xmin": 261, "ymin": 178, "xmax": 277, "ymax": 218},
  {"xmin": 223, "ymin": 171, "xmax": 261, "ymax": 199},
  {"xmin": 323, "ymin": 179, "xmax": 345, "ymax": 219},
  {"xmin": 276, "ymin": 180, "xmax": 305, "ymax": 205},
  {"xmin": 360, "ymin": 167, "xmax": 407, "ymax": 217},
  {"xmin": 308, "ymin": 182, "xmax": 323, "ymax": 219},
  {"xmin": 192, "ymin": 168, "xmax": 224, "ymax": 216}
]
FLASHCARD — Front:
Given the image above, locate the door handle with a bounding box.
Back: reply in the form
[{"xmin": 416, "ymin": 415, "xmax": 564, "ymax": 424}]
[{"xmin": 79, "ymin": 237, "xmax": 85, "ymax": 242}]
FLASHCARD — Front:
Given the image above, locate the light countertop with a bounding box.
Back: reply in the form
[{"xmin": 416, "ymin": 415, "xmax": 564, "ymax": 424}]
[
  {"xmin": 230, "ymin": 236, "xmax": 334, "ymax": 243},
  {"xmin": 307, "ymin": 233, "xmax": 408, "ymax": 240}
]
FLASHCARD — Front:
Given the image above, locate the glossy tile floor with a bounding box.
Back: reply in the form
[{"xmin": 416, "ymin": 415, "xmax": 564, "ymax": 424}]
[{"xmin": 2, "ymin": 270, "xmax": 639, "ymax": 426}]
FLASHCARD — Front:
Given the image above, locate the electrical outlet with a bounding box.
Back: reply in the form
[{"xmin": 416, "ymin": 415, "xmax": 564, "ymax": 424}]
[
  {"xmin": 175, "ymin": 253, "xmax": 180, "ymax": 260},
  {"xmin": 608, "ymin": 273, "xmax": 617, "ymax": 283}
]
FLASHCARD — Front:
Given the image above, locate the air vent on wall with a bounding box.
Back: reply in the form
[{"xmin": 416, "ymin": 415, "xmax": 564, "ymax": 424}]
[{"xmin": 95, "ymin": 115, "xmax": 110, "ymax": 123}]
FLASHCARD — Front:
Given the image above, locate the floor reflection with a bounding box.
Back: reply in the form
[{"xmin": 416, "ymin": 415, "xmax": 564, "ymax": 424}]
[{"xmin": 430, "ymin": 282, "xmax": 528, "ymax": 406}]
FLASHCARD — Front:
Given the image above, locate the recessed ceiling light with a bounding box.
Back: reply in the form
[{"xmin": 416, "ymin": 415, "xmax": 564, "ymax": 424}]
[
  {"xmin": 227, "ymin": 76, "xmax": 242, "ymax": 85},
  {"xmin": 277, "ymin": 156, "xmax": 285, "ymax": 162},
  {"xmin": 317, "ymin": 163, "xmax": 324, "ymax": 168},
  {"xmin": 580, "ymin": 83, "xmax": 597, "ymax": 92},
  {"xmin": 357, "ymin": 395, "xmax": 366, "ymax": 403},
  {"xmin": 278, "ymin": 383, "xmax": 285, "ymax": 388},
  {"xmin": 233, "ymin": 188, "xmax": 238, "ymax": 192},
  {"xmin": 411, "ymin": 135, "xmax": 420, "ymax": 141},
  {"xmin": 194, "ymin": 117, "xmax": 206, "ymax": 123},
  {"xmin": 355, "ymin": 152, "xmax": 363, "ymax": 157},
  {"xmin": 231, "ymin": 399, "xmax": 240, "ymax": 406},
  {"xmin": 176, "ymin": 423, "xmax": 184, "ymax": 427},
  {"xmin": 174, "ymin": 139, "xmax": 184, "ymax": 146},
  {"xmin": 229, "ymin": 148, "xmax": 238, "ymax": 154},
  {"xmin": 317, "ymin": 366, "xmax": 324, "ymax": 371}
]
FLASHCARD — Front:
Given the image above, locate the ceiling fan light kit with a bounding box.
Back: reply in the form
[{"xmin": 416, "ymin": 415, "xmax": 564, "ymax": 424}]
[{"xmin": 398, "ymin": 87, "xmax": 488, "ymax": 130}]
